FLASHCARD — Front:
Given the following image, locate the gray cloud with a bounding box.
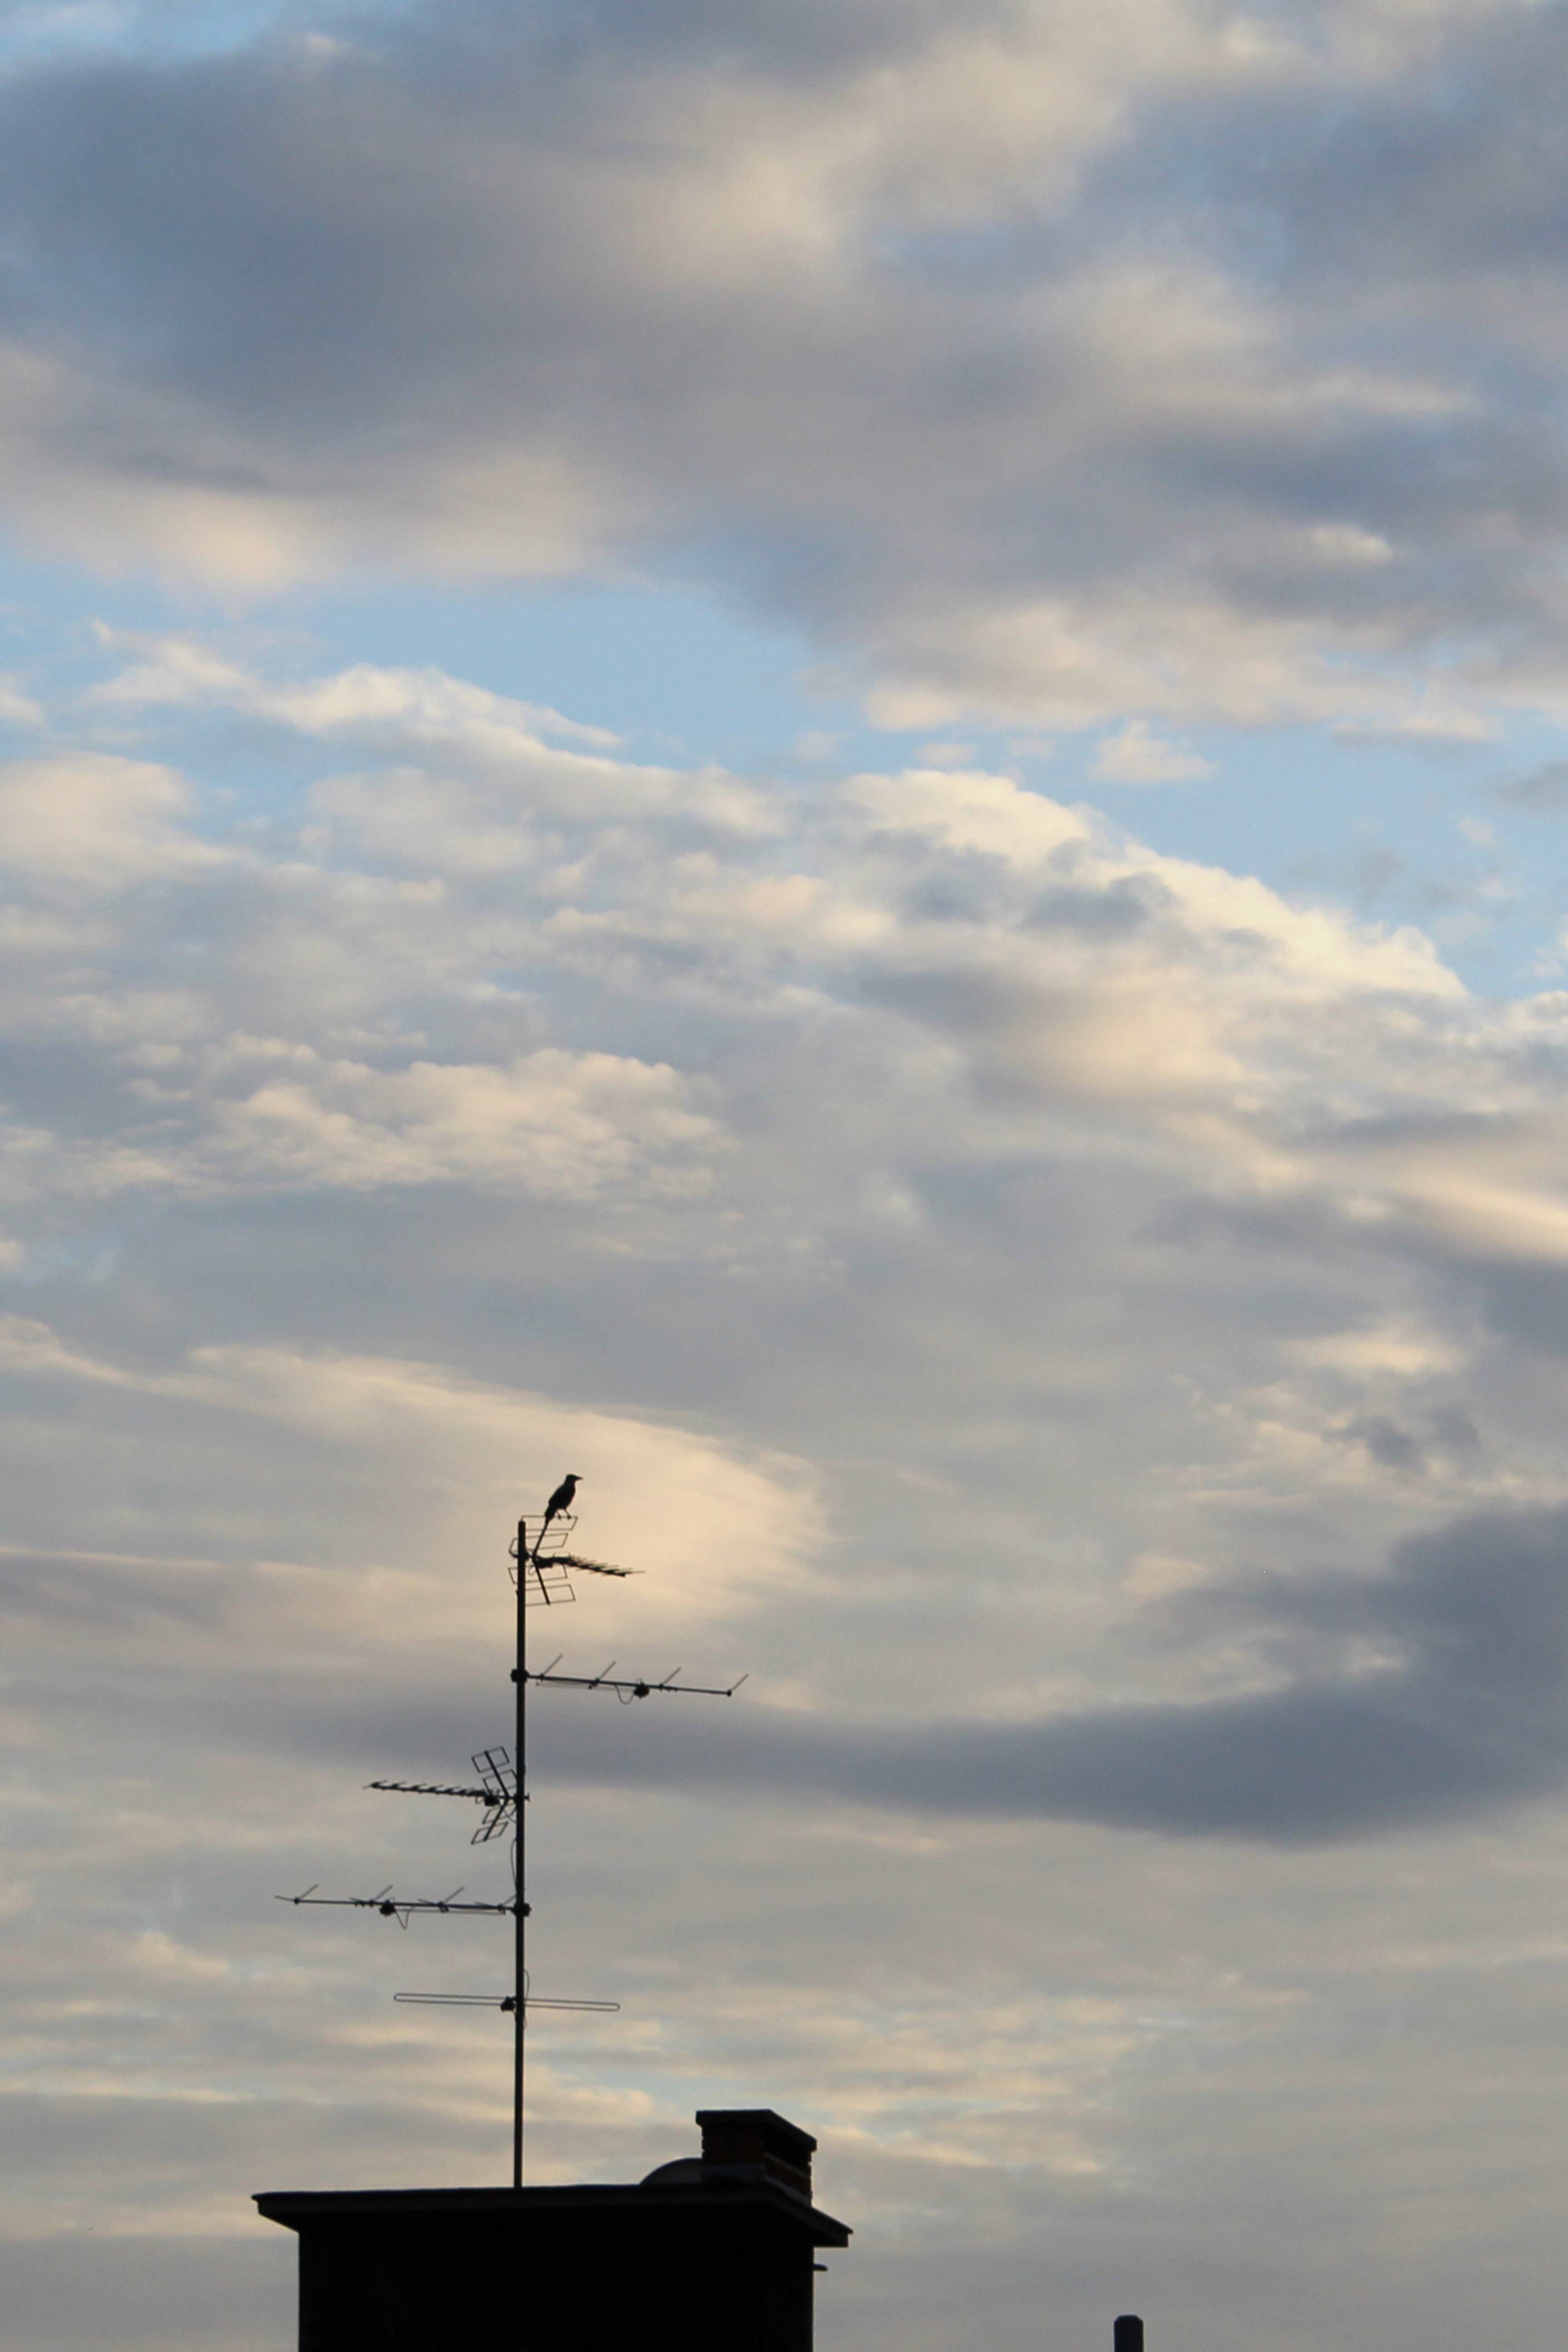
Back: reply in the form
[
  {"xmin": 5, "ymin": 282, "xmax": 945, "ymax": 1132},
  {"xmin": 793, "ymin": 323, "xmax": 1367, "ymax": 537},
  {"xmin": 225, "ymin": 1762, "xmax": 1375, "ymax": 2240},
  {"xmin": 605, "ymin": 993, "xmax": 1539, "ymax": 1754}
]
[
  {"xmin": 232, "ymin": 1504, "xmax": 1568, "ymax": 1848},
  {"xmin": 1, "ymin": 3, "xmax": 1568, "ymax": 723},
  {"xmin": 1495, "ymin": 760, "xmax": 1568, "ymax": 810},
  {"xmin": 0, "ymin": 2233, "xmax": 289, "ymax": 2352},
  {"xmin": 21, "ymin": 1504, "xmax": 1568, "ymax": 1924},
  {"xmin": 5, "ymin": 634, "xmax": 1568, "ymax": 2344},
  {"xmin": 9, "ymin": 13, "xmax": 1568, "ymax": 2323},
  {"xmin": 527, "ymin": 1506, "xmax": 1568, "ymax": 1842}
]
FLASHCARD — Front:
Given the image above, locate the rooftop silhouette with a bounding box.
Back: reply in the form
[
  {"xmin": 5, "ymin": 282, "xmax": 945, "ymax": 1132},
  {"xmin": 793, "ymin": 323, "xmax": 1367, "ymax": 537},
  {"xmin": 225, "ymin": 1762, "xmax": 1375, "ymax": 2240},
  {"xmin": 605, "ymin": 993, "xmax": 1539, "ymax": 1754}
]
[{"xmin": 257, "ymin": 2106, "xmax": 850, "ymax": 2352}]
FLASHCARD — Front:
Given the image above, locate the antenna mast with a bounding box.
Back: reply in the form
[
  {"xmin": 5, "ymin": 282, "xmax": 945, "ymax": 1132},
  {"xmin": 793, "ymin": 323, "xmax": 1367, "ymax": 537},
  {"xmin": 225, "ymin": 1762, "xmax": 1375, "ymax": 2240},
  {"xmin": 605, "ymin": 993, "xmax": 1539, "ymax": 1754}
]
[
  {"xmin": 279, "ymin": 1488, "xmax": 745, "ymax": 2189},
  {"xmin": 514, "ymin": 1514, "xmax": 526, "ymax": 2190}
]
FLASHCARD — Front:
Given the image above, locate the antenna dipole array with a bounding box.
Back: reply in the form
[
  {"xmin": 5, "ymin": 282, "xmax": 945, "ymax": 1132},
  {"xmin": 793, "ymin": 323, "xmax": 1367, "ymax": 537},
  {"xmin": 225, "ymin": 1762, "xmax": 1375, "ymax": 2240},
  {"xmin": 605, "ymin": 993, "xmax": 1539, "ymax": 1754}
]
[
  {"xmin": 368, "ymin": 1747, "xmax": 517, "ymax": 1844},
  {"xmin": 277, "ymin": 1489, "xmax": 744, "ymax": 2188}
]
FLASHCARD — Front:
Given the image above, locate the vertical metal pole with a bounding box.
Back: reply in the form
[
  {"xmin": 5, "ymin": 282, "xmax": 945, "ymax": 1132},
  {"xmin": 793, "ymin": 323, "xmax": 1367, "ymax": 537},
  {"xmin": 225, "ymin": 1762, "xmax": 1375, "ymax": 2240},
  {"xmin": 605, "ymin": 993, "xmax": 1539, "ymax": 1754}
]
[
  {"xmin": 513, "ymin": 1516, "xmax": 527, "ymax": 2190},
  {"xmin": 1114, "ymin": 2317, "xmax": 1144, "ymax": 2352}
]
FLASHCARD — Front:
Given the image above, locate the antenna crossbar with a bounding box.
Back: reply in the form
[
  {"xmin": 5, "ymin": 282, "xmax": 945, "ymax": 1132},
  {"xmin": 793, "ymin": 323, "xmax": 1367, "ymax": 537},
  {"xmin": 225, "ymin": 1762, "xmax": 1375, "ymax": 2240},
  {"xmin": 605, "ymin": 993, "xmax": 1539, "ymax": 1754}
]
[
  {"xmin": 394, "ymin": 1993, "xmax": 621, "ymax": 2014},
  {"xmin": 368, "ymin": 1779, "xmax": 494, "ymax": 1803},
  {"xmin": 277, "ymin": 1886, "xmax": 516, "ymax": 1929},
  {"xmin": 525, "ymin": 1663, "xmax": 747, "ymax": 1700}
]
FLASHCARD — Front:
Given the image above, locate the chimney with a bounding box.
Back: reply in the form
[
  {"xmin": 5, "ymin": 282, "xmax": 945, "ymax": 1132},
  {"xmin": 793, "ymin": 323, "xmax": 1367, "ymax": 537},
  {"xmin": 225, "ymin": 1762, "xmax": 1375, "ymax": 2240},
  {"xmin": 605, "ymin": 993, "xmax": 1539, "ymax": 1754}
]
[{"xmin": 697, "ymin": 2107, "xmax": 817, "ymax": 2202}]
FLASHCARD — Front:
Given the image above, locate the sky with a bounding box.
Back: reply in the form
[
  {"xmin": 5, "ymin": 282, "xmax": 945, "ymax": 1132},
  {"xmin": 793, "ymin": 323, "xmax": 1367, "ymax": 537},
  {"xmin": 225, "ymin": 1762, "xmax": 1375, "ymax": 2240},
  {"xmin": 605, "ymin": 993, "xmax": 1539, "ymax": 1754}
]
[{"xmin": 14, "ymin": 3, "xmax": 1568, "ymax": 2348}]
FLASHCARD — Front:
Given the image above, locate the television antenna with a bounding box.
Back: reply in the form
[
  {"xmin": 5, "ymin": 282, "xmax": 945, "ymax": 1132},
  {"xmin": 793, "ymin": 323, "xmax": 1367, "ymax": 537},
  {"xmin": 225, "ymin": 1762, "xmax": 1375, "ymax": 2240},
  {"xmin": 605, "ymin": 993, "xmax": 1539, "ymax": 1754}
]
[{"xmin": 279, "ymin": 1493, "xmax": 745, "ymax": 2187}]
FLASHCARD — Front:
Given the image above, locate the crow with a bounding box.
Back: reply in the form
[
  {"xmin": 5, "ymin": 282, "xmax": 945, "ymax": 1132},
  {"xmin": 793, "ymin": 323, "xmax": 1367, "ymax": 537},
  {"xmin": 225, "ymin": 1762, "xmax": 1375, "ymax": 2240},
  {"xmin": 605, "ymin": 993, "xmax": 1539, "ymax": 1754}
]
[{"xmin": 542, "ymin": 1473, "xmax": 581, "ymax": 1533}]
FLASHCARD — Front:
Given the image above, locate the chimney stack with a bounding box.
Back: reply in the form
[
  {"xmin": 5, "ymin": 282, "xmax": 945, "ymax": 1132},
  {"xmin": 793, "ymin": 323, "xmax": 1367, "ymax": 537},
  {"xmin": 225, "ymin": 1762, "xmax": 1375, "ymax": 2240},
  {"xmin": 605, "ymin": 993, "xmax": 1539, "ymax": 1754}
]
[{"xmin": 698, "ymin": 2107, "xmax": 817, "ymax": 2201}]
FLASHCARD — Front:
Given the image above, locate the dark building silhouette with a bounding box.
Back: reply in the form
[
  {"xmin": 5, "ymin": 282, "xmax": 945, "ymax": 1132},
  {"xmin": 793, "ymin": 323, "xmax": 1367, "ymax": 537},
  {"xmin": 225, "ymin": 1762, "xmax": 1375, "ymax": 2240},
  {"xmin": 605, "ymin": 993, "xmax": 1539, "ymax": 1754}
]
[{"xmin": 256, "ymin": 2107, "xmax": 849, "ymax": 2352}]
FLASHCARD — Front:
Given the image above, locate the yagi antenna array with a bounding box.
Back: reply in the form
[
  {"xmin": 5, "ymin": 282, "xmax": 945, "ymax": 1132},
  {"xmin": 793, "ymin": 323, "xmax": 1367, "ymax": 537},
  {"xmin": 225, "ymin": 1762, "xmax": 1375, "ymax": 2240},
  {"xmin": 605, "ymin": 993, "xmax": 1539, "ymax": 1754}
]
[
  {"xmin": 279, "ymin": 1883, "xmax": 514, "ymax": 1928},
  {"xmin": 278, "ymin": 1494, "xmax": 744, "ymax": 2188},
  {"xmin": 527, "ymin": 1656, "xmax": 748, "ymax": 1704},
  {"xmin": 368, "ymin": 1748, "xmax": 518, "ymax": 1843}
]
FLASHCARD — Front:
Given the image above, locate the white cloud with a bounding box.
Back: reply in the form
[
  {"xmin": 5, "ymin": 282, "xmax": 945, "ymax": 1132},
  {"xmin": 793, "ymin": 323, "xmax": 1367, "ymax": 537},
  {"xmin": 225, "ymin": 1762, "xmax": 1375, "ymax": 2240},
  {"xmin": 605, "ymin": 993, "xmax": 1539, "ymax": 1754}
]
[
  {"xmin": 0, "ymin": 2, "xmax": 1565, "ymax": 730},
  {"xmin": 8, "ymin": 4, "xmax": 1568, "ymax": 2338},
  {"xmin": 94, "ymin": 637, "xmax": 774, "ymax": 842},
  {"xmin": 0, "ymin": 654, "xmax": 1483, "ymax": 1256},
  {"xmin": 1091, "ymin": 719, "xmax": 1215, "ymax": 784},
  {"xmin": 0, "ymin": 754, "xmax": 216, "ymax": 887},
  {"xmin": 201, "ymin": 1045, "xmax": 724, "ymax": 1199},
  {"xmin": 6, "ymin": 651, "xmax": 1568, "ymax": 2347},
  {"xmin": 0, "ymin": 1326, "xmax": 818, "ymax": 1630},
  {"xmin": 92, "ymin": 634, "xmax": 622, "ymax": 750},
  {"xmin": 0, "ymin": 675, "xmax": 42, "ymax": 729}
]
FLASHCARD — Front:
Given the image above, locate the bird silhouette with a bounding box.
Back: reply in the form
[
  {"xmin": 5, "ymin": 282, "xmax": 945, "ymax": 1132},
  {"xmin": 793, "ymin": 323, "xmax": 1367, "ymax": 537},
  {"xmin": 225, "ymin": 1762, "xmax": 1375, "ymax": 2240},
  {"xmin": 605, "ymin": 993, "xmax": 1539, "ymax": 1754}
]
[{"xmin": 541, "ymin": 1473, "xmax": 580, "ymax": 1535}]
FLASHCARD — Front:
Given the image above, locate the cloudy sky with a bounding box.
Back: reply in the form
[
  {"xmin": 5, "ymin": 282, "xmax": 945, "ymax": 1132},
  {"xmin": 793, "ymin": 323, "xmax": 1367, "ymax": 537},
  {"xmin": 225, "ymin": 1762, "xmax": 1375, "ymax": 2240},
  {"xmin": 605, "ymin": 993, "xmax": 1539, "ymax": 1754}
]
[{"xmin": 15, "ymin": 2, "xmax": 1568, "ymax": 2347}]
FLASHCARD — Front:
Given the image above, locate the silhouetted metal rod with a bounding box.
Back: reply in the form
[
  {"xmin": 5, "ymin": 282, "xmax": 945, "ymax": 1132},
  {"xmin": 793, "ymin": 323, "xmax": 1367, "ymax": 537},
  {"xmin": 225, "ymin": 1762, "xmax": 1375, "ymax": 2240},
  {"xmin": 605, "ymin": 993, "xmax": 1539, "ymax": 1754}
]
[
  {"xmin": 514, "ymin": 1517, "xmax": 527, "ymax": 2187},
  {"xmin": 368, "ymin": 1779, "xmax": 495, "ymax": 1803},
  {"xmin": 276, "ymin": 1886, "xmax": 516, "ymax": 1928},
  {"xmin": 524, "ymin": 1661, "xmax": 748, "ymax": 1700},
  {"xmin": 1115, "ymin": 2316, "xmax": 1145, "ymax": 2352},
  {"xmin": 394, "ymin": 1993, "xmax": 620, "ymax": 2013}
]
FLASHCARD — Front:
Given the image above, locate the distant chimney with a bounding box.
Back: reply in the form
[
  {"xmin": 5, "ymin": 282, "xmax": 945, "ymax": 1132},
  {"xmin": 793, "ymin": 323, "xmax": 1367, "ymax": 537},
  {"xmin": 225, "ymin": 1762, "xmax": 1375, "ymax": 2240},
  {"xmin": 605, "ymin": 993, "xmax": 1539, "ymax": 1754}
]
[{"xmin": 697, "ymin": 2107, "xmax": 817, "ymax": 2202}]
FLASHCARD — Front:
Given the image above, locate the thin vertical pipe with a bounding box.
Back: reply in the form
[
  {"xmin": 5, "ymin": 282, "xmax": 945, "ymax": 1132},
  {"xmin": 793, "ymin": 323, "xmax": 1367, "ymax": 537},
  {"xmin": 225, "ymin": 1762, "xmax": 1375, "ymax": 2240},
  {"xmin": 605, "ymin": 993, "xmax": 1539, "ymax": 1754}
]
[{"xmin": 513, "ymin": 1516, "xmax": 527, "ymax": 2190}]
